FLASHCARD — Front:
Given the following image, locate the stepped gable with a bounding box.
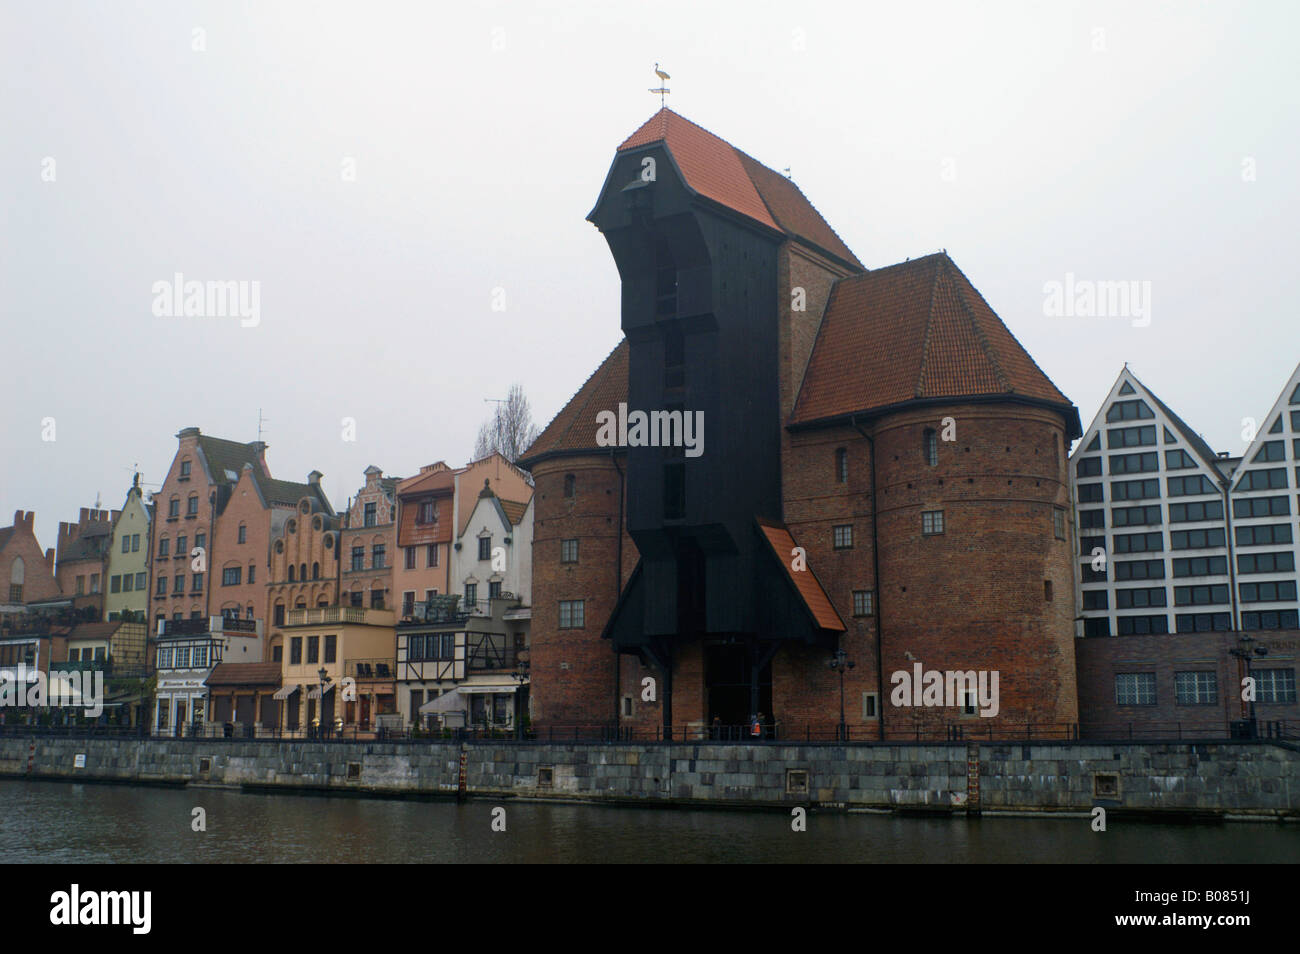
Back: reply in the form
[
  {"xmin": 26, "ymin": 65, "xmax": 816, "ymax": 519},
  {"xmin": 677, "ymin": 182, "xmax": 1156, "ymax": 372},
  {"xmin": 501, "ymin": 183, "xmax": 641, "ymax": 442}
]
[{"xmin": 789, "ymin": 252, "xmax": 1081, "ymax": 436}]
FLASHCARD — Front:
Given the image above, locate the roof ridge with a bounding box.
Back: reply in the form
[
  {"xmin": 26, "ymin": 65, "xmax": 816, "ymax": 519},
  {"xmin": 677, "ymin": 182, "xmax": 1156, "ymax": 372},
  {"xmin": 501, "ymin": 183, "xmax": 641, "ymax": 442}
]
[
  {"xmin": 525, "ymin": 338, "xmax": 625, "ymax": 458},
  {"xmin": 914, "ymin": 257, "xmax": 944, "ymax": 398},
  {"xmin": 943, "ymin": 257, "xmax": 1010, "ymax": 393}
]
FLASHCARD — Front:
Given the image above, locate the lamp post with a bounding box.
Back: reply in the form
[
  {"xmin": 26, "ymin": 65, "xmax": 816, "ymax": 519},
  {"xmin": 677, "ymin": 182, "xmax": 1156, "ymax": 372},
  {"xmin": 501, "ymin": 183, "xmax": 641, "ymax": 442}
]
[
  {"xmin": 317, "ymin": 666, "xmax": 328, "ymax": 739},
  {"xmin": 511, "ymin": 658, "xmax": 530, "ymax": 740},
  {"xmin": 829, "ymin": 648, "xmax": 855, "ymax": 741}
]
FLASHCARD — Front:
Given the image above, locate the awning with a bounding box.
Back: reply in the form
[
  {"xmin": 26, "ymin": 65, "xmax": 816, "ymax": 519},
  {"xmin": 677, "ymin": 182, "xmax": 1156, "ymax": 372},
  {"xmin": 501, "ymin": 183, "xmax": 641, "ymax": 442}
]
[
  {"xmin": 307, "ymin": 683, "xmax": 335, "ymax": 700},
  {"xmin": 272, "ymin": 685, "xmax": 299, "ymax": 701},
  {"xmin": 457, "ymin": 683, "xmax": 518, "ymax": 694},
  {"xmin": 419, "ymin": 688, "xmax": 463, "ymax": 714}
]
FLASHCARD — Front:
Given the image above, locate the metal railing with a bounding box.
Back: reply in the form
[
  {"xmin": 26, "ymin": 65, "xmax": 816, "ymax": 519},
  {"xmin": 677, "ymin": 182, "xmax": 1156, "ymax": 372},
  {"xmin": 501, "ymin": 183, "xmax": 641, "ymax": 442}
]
[
  {"xmin": 344, "ymin": 658, "xmax": 396, "ymax": 680},
  {"xmin": 5, "ymin": 719, "xmax": 1296, "ymax": 746}
]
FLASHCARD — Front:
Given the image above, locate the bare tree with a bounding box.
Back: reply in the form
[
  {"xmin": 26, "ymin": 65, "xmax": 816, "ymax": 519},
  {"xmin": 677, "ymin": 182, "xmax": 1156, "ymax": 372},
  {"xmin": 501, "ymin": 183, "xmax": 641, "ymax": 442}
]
[{"xmin": 473, "ymin": 383, "xmax": 541, "ymax": 463}]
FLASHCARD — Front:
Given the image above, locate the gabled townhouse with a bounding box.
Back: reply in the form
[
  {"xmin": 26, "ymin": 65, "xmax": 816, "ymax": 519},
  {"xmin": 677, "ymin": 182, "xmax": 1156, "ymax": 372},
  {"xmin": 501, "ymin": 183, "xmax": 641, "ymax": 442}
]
[
  {"xmin": 148, "ymin": 428, "xmax": 272, "ymax": 628},
  {"xmin": 55, "ymin": 507, "xmax": 116, "ymax": 619},
  {"xmin": 210, "ymin": 463, "xmax": 329, "ymax": 627},
  {"xmin": 394, "ymin": 455, "xmax": 534, "ymax": 621},
  {"xmin": 340, "ymin": 466, "xmax": 399, "ymax": 611},
  {"xmin": 396, "ymin": 477, "xmax": 534, "ymax": 729},
  {"xmin": 394, "ymin": 463, "xmax": 457, "ymax": 618},
  {"xmin": 104, "ymin": 475, "xmax": 152, "ymax": 622},
  {"xmin": 266, "ymin": 491, "xmax": 342, "ymax": 662},
  {"xmin": 0, "ymin": 510, "xmax": 61, "ymax": 611}
]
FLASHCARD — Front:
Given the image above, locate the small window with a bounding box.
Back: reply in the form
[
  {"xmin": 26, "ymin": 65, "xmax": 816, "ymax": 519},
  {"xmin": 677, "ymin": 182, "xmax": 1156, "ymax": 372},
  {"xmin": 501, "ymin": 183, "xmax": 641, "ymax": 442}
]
[
  {"xmin": 923, "ymin": 429, "xmax": 938, "ymax": 467},
  {"xmin": 835, "ymin": 448, "xmax": 848, "ymax": 484},
  {"xmin": 861, "ymin": 692, "xmax": 879, "ymax": 720},
  {"xmin": 852, "ymin": 590, "xmax": 873, "ymax": 617},
  {"xmin": 237, "ymin": 524, "xmax": 247, "ymax": 544},
  {"xmin": 621, "ymin": 696, "xmax": 634, "ymax": 717},
  {"xmin": 180, "ymin": 460, "xmax": 192, "ymax": 477},
  {"xmin": 1115, "ymin": 672, "xmax": 1156, "ymax": 706},
  {"xmin": 427, "ymin": 544, "xmax": 438, "ymax": 568},
  {"xmin": 563, "ymin": 474, "xmax": 576, "ymax": 499},
  {"xmin": 561, "ymin": 539, "xmax": 579, "ymax": 563},
  {"xmin": 405, "ymin": 547, "xmax": 416, "ymax": 570},
  {"xmin": 478, "ymin": 537, "xmax": 492, "ymax": 561},
  {"xmin": 187, "ymin": 495, "xmax": 199, "ymax": 515},
  {"xmin": 922, "ymin": 510, "xmax": 945, "ymax": 535},
  {"xmin": 1044, "ymin": 579, "xmax": 1053, "ymax": 602},
  {"xmin": 832, "ymin": 525, "xmax": 853, "ymax": 549},
  {"xmin": 1053, "ymin": 507, "xmax": 1067, "ymax": 540},
  {"xmin": 558, "ymin": 599, "xmax": 585, "ymax": 629}
]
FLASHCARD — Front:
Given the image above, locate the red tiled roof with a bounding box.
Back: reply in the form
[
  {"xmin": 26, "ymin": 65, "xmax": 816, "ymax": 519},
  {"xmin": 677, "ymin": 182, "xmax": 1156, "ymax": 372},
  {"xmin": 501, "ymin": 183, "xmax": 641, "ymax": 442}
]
[
  {"xmin": 205, "ymin": 662, "xmax": 281, "ymax": 687},
  {"xmin": 519, "ymin": 339, "xmax": 629, "ymax": 466},
  {"xmin": 616, "ymin": 109, "xmax": 862, "ymax": 270},
  {"xmin": 499, "ymin": 499, "xmax": 529, "ymax": 526},
  {"xmin": 66, "ymin": 621, "xmax": 124, "ymax": 642},
  {"xmin": 756, "ymin": 519, "xmax": 845, "ymax": 632},
  {"xmin": 790, "ymin": 253, "xmax": 1076, "ymax": 428}
]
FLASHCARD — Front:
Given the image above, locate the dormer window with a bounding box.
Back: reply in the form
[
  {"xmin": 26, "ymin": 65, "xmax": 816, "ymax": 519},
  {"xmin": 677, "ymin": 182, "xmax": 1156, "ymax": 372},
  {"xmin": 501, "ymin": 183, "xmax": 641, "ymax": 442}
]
[{"xmin": 419, "ymin": 501, "xmax": 436, "ymax": 524}]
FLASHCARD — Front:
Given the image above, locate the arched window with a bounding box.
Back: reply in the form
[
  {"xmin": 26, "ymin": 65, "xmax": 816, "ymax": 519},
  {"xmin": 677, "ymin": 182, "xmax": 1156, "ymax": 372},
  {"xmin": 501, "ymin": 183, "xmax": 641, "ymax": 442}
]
[
  {"xmin": 563, "ymin": 474, "xmax": 576, "ymax": 499},
  {"xmin": 924, "ymin": 429, "xmax": 938, "ymax": 467},
  {"xmin": 10, "ymin": 556, "xmax": 24, "ymax": 584},
  {"xmin": 300, "ymin": 563, "xmax": 307, "ymax": 582},
  {"xmin": 288, "ymin": 565, "xmax": 296, "ymax": 582},
  {"xmin": 835, "ymin": 448, "xmax": 848, "ymax": 484},
  {"xmin": 312, "ymin": 562, "xmax": 320, "ymax": 580}
]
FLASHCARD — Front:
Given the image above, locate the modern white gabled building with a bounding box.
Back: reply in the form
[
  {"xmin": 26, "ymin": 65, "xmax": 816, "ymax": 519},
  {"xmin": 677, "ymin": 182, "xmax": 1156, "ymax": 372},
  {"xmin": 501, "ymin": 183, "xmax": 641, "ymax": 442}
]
[{"xmin": 1072, "ymin": 364, "xmax": 1300, "ymax": 639}]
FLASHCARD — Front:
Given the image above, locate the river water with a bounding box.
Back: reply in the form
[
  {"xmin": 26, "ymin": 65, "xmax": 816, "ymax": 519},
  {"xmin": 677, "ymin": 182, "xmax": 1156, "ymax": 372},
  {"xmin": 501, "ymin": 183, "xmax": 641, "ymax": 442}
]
[{"xmin": 2, "ymin": 779, "xmax": 1296, "ymax": 863}]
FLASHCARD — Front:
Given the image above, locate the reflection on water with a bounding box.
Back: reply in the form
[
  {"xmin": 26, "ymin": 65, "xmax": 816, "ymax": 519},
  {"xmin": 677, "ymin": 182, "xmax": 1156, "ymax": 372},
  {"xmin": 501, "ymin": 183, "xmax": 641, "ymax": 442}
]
[{"xmin": 1, "ymin": 779, "xmax": 1295, "ymax": 863}]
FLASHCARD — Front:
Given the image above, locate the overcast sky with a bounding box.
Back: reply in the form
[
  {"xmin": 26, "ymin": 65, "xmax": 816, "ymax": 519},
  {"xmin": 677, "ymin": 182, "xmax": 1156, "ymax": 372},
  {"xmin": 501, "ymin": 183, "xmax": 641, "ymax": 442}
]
[{"xmin": 3, "ymin": 0, "xmax": 1297, "ymax": 550}]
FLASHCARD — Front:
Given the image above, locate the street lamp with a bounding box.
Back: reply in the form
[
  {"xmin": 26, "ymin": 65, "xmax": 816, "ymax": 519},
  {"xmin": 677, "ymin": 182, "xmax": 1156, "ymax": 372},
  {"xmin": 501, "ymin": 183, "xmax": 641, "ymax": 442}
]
[
  {"xmin": 510, "ymin": 658, "xmax": 530, "ymax": 740},
  {"xmin": 317, "ymin": 666, "xmax": 328, "ymax": 739},
  {"xmin": 828, "ymin": 648, "xmax": 855, "ymax": 741}
]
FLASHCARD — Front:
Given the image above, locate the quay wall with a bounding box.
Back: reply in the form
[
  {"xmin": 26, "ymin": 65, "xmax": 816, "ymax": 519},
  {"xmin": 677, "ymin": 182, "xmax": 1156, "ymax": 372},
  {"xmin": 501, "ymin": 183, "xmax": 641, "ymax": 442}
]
[{"xmin": 0, "ymin": 737, "xmax": 1295, "ymax": 817}]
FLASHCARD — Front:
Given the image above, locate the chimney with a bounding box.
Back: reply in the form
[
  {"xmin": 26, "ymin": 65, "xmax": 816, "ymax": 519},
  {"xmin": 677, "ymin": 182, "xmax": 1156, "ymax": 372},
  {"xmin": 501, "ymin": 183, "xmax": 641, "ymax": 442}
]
[
  {"xmin": 308, "ymin": 470, "xmax": 323, "ymax": 485},
  {"xmin": 80, "ymin": 507, "xmax": 89, "ymax": 523},
  {"xmin": 177, "ymin": 427, "xmax": 201, "ymax": 440},
  {"xmin": 45, "ymin": 548, "xmax": 55, "ymax": 571},
  {"xmin": 13, "ymin": 510, "xmax": 23, "ymax": 527}
]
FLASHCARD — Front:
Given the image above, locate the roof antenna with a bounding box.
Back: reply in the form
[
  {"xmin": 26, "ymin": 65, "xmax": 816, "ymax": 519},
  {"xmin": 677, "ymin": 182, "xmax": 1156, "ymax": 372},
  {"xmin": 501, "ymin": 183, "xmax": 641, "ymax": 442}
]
[
  {"xmin": 257, "ymin": 407, "xmax": 268, "ymax": 443},
  {"xmin": 650, "ymin": 63, "xmax": 670, "ymax": 108},
  {"xmin": 783, "ymin": 167, "xmax": 791, "ymax": 178}
]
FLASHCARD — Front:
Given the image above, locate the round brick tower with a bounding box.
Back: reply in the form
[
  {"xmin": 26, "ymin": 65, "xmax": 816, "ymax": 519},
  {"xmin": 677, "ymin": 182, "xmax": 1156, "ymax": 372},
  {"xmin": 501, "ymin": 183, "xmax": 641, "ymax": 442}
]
[{"xmin": 872, "ymin": 402, "xmax": 1078, "ymax": 734}]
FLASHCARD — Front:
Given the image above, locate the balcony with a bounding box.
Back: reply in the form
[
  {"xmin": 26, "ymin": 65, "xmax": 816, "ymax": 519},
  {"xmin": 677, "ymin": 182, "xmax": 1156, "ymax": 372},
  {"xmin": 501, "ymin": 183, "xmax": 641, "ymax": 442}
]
[
  {"xmin": 158, "ymin": 616, "xmax": 258, "ymax": 637},
  {"xmin": 285, "ymin": 607, "xmax": 394, "ymax": 627},
  {"xmin": 58, "ymin": 658, "xmax": 112, "ymax": 675},
  {"xmin": 344, "ymin": 658, "xmax": 396, "ymax": 680}
]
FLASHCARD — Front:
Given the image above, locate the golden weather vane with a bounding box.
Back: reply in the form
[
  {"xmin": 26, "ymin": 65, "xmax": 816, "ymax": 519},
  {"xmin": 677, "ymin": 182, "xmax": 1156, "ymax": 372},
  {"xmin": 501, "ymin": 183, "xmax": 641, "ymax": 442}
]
[{"xmin": 650, "ymin": 62, "xmax": 670, "ymax": 107}]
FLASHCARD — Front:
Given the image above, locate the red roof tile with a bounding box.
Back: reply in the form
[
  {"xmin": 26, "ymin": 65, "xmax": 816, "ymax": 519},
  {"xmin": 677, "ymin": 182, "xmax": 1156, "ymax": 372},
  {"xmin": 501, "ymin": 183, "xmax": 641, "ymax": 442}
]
[
  {"xmin": 519, "ymin": 339, "xmax": 629, "ymax": 466},
  {"xmin": 756, "ymin": 519, "xmax": 845, "ymax": 632},
  {"xmin": 790, "ymin": 253, "xmax": 1076, "ymax": 429},
  {"xmin": 617, "ymin": 109, "xmax": 862, "ymax": 270}
]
